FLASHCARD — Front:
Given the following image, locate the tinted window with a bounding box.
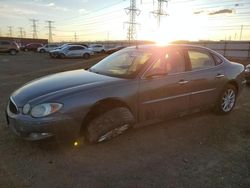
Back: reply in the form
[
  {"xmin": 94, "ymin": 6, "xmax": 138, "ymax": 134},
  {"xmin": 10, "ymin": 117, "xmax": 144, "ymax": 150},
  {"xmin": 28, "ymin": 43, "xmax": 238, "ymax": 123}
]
[
  {"xmin": 188, "ymin": 50, "xmax": 215, "ymax": 70},
  {"xmin": 68, "ymin": 46, "xmax": 84, "ymax": 50},
  {"xmin": 1, "ymin": 41, "xmax": 10, "ymax": 45}
]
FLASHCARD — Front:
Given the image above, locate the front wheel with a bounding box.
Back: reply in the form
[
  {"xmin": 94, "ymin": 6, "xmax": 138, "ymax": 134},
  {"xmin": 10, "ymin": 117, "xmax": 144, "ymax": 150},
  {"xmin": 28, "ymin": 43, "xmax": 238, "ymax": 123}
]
[
  {"xmin": 85, "ymin": 107, "xmax": 135, "ymax": 143},
  {"xmin": 9, "ymin": 49, "xmax": 17, "ymax": 55},
  {"xmin": 215, "ymin": 84, "xmax": 237, "ymax": 115}
]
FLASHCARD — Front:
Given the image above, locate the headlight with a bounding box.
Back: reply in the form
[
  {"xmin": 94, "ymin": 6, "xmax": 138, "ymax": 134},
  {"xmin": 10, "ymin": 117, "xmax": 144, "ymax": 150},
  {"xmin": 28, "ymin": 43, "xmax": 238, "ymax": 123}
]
[
  {"xmin": 23, "ymin": 104, "xmax": 31, "ymax": 114},
  {"xmin": 30, "ymin": 103, "xmax": 63, "ymax": 118},
  {"xmin": 246, "ymin": 65, "xmax": 250, "ymax": 72}
]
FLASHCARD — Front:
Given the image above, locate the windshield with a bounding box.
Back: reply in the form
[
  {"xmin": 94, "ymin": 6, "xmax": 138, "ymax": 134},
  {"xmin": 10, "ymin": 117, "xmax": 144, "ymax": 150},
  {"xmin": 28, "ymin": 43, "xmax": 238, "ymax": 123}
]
[{"xmin": 89, "ymin": 48, "xmax": 153, "ymax": 78}]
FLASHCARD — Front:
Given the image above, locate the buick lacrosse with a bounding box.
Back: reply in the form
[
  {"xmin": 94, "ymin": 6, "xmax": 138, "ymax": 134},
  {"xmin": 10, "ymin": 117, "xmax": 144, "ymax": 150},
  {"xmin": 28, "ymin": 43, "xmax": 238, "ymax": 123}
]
[{"xmin": 6, "ymin": 44, "xmax": 246, "ymax": 143}]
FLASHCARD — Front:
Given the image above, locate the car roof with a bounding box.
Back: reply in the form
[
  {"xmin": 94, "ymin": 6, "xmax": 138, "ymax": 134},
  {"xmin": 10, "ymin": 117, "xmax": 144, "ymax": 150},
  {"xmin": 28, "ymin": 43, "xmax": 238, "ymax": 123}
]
[{"xmin": 126, "ymin": 44, "xmax": 212, "ymax": 50}]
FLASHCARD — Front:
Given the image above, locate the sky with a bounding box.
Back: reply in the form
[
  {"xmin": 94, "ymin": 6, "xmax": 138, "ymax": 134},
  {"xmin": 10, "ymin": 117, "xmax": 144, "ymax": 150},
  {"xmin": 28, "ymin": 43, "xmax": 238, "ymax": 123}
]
[{"xmin": 0, "ymin": 0, "xmax": 250, "ymax": 42}]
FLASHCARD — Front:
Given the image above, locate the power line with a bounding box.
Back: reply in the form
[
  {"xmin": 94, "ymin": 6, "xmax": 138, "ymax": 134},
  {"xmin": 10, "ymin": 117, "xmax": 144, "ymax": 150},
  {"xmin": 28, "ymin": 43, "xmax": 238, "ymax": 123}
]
[
  {"xmin": 45, "ymin": 20, "xmax": 55, "ymax": 43},
  {"xmin": 124, "ymin": 0, "xmax": 141, "ymax": 42},
  {"xmin": 151, "ymin": 0, "xmax": 169, "ymax": 27},
  {"xmin": 30, "ymin": 19, "xmax": 38, "ymax": 39}
]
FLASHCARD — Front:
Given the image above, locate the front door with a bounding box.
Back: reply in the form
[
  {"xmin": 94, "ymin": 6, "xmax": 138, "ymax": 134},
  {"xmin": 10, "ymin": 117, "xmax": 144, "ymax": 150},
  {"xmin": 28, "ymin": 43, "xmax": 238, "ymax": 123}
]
[{"xmin": 139, "ymin": 47, "xmax": 191, "ymax": 122}]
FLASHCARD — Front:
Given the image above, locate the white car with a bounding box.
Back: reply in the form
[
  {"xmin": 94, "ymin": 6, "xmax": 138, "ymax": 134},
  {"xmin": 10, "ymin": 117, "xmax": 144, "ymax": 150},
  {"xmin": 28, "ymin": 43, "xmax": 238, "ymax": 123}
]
[
  {"xmin": 89, "ymin": 44, "xmax": 105, "ymax": 53},
  {"xmin": 37, "ymin": 44, "xmax": 59, "ymax": 53},
  {"xmin": 49, "ymin": 45, "xmax": 94, "ymax": 59}
]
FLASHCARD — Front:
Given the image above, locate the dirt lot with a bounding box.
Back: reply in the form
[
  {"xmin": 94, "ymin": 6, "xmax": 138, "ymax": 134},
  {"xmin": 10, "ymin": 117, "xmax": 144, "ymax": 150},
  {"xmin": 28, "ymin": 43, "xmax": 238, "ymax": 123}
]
[{"xmin": 0, "ymin": 52, "xmax": 250, "ymax": 188}]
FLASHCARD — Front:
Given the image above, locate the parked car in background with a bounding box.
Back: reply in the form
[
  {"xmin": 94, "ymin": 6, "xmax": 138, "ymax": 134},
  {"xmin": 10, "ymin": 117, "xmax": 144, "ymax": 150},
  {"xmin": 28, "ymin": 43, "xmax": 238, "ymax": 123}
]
[
  {"xmin": 49, "ymin": 45, "xmax": 94, "ymax": 59},
  {"xmin": 89, "ymin": 44, "xmax": 105, "ymax": 53},
  {"xmin": 6, "ymin": 44, "xmax": 246, "ymax": 143},
  {"xmin": 23, "ymin": 43, "xmax": 43, "ymax": 52},
  {"xmin": 0, "ymin": 40, "xmax": 19, "ymax": 55},
  {"xmin": 245, "ymin": 64, "xmax": 250, "ymax": 84},
  {"xmin": 37, "ymin": 44, "xmax": 59, "ymax": 53}
]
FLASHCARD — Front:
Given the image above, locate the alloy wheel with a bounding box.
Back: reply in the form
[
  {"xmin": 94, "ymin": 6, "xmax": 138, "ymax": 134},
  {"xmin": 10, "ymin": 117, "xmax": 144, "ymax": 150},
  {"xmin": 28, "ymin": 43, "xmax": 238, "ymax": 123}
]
[
  {"xmin": 98, "ymin": 124, "xmax": 130, "ymax": 142},
  {"xmin": 221, "ymin": 89, "xmax": 236, "ymax": 112}
]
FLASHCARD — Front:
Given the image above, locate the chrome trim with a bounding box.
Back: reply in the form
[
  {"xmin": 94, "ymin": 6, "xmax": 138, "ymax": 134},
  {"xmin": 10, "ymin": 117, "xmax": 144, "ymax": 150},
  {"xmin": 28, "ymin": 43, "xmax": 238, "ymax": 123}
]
[
  {"xmin": 143, "ymin": 88, "xmax": 216, "ymax": 104},
  {"xmin": 143, "ymin": 93, "xmax": 190, "ymax": 104},
  {"xmin": 191, "ymin": 88, "xmax": 215, "ymax": 95}
]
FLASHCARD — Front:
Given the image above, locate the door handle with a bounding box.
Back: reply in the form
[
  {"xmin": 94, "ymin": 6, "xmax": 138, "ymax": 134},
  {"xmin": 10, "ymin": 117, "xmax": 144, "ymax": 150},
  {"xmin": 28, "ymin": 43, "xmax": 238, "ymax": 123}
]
[
  {"xmin": 216, "ymin": 74, "xmax": 225, "ymax": 78},
  {"xmin": 178, "ymin": 80, "xmax": 189, "ymax": 84}
]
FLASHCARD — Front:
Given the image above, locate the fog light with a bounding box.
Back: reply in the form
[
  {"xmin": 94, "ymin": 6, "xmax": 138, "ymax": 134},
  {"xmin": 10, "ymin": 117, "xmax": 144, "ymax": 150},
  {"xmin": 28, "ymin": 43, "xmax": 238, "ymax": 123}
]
[{"xmin": 73, "ymin": 141, "xmax": 78, "ymax": 146}]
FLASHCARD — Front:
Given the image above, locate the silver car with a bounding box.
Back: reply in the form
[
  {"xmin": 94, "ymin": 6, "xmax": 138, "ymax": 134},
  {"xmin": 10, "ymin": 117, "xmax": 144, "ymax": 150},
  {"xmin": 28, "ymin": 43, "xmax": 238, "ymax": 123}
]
[{"xmin": 49, "ymin": 45, "xmax": 94, "ymax": 59}]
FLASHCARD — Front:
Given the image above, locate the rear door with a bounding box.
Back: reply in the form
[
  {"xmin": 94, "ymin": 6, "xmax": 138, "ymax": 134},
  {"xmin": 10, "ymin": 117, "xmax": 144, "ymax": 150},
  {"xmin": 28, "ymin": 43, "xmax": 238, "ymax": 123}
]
[
  {"xmin": 67, "ymin": 46, "xmax": 85, "ymax": 57},
  {"xmin": 185, "ymin": 48, "xmax": 226, "ymax": 110},
  {"xmin": 139, "ymin": 47, "xmax": 191, "ymax": 122},
  {"xmin": 0, "ymin": 41, "xmax": 10, "ymax": 52}
]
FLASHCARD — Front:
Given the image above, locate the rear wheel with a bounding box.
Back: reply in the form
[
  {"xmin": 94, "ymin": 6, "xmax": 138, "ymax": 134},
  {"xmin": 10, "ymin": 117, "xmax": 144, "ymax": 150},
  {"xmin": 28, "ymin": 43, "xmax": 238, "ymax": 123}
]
[
  {"xmin": 85, "ymin": 107, "xmax": 135, "ymax": 143},
  {"xmin": 9, "ymin": 49, "xmax": 17, "ymax": 55},
  {"xmin": 83, "ymin": 53, "xmax": 90, "ymax": 59},
  {"xmin": 215, "ymin": 84, "xmax": 237, "ymax": 115}
]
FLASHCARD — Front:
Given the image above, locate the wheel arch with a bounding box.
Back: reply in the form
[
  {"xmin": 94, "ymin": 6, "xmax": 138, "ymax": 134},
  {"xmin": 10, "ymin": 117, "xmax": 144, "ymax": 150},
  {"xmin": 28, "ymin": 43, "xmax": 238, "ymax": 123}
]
[
  {"xmin": 80, "ymin": 97, "xmax": 134, "ymax": 135},
  {"xmin": 227, "ymin": 80, "xmax": 239, "ymax": 95}
]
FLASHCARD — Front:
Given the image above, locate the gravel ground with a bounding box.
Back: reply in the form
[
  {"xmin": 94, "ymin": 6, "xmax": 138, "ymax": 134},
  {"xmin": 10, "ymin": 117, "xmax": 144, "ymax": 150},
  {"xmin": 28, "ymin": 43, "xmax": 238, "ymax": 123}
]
[{"xmin": 0, "ymin": 52, "xmax": 250, "ymax": 188}]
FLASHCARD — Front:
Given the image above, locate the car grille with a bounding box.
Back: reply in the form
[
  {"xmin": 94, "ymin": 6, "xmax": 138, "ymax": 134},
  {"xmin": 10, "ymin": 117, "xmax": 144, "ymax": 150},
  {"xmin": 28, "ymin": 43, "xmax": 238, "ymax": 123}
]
[{"xmin": 9, "ymin": 98, "xmax": 19, "ymax": 114}]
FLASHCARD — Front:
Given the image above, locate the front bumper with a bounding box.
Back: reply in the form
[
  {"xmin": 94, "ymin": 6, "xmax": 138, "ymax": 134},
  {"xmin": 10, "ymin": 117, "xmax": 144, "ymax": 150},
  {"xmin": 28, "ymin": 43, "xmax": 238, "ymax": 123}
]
[{"xmin": 5, "ymin": 111, "xmax": 81, "ymax": 141}]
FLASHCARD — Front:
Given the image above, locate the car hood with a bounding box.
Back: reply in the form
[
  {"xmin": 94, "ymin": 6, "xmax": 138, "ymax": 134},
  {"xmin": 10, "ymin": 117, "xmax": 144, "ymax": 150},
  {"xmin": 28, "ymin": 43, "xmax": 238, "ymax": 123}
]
[{"xmin": 11, "ymin": 69, "xmax": 120, "ymax": 107}]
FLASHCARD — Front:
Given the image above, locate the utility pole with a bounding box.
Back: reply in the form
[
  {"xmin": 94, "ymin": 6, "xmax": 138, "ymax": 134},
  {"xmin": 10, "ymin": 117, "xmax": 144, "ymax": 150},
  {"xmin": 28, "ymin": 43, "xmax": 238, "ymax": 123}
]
[
  {"xmin": 74, "ymin": 32, "xmax": 77, "ymax": 42},
  {"xmin": 124, "ymin": 0, "xmax": 141, "ymax": 44},
  {"xmin": 240, "ymin": 25, "xmax": 243, "ymax": 40},
  {"xmin": 30, "ymin": 19, "xmax": 38, "ymax": 39},
  {"xmin": 45, "ymin": 20, "xmax": 55, "ymax": 43},
  {"xmin": 0, "ymin": 28, "xmax": 2, "ymax": 37},
  {"xmin": 7, "ymin": 26, "xmax": 13, "ymax": 37},
  {"xmin": 151, "ymin": 0, "xmax": 169, "ymax": 27},
  {"xmin": 18, "ymin": 27, "xmax": 24, "ymax": 38}
]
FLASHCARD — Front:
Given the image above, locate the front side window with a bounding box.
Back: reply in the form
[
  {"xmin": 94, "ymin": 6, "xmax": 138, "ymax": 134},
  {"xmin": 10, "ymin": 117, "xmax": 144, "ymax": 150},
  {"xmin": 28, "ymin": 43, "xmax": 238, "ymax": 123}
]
[
  {"xmin": 90, "ymin": 49, "xmax": 153, "ymax": 78},
  {"xmin": 188, "ymin": 50, "xmax": 215, "ymax": 70},
  {"xmin": 147, "ymin": 48, "xmax": 186, "ymax": 76}
]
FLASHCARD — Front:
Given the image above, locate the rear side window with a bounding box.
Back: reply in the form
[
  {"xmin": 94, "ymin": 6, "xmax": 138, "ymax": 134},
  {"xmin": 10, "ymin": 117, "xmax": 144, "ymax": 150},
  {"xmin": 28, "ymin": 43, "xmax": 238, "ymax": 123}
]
[
  {"xmin": 212, "ymin": 53, "xmax": 223, "ymax": 65},
  {"xmin": 188, "ymin": 50, "xmax": 215, "ymax": 70},
  {"xmin": 1, "ymin": 41, "xmax": 10, "ymax": 45}
]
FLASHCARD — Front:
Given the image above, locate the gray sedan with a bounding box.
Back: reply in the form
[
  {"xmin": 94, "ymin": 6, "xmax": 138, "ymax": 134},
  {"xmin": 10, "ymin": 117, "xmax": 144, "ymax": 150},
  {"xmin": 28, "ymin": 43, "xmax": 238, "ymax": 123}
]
[
  {"xmin": 6, "ymin": 44, "xmax": 246, "ymax": 143},
  {"xmin": 49, "ymin": 45, "xmax": 94, "ymax": 59}
]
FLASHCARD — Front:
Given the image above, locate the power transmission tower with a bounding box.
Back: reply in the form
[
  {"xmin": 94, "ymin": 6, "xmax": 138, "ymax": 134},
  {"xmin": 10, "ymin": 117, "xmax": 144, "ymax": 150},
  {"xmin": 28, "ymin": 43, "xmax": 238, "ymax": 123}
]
[
  {"xmin": 30, "ymin": 19, "xmax": 38, "ymax": 39},
  {"xmin": 240, "ymin": 25, "xmax": 243, "ymax": 40},
  {"xmin": 7, "ymin": 26, "xmax": 13, "ymax": 37},
  {"xmin": 45, "ymin": 20, "xmax": 55, "ymax": 43},
  {"xmin": 74, "ymin": 32, "xmax": 77, "ymax": 42},
  {"xmin": 18, "ymin": 27, "xmax": 24, "ymax": 38},
  {"xmin": 124, "ymin": 0, "xmax": 141, "ymax": 43},
  {"xmin": 151, "ymin": 0, "xmax": 169, "ymax": 27}
]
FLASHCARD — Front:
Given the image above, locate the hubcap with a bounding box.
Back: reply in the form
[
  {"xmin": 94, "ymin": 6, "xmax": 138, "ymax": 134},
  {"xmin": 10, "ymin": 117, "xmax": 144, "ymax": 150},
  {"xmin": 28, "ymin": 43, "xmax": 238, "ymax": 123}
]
[
  {"xmin": 221, "ymin": 89, "xmax": 235, "ymax": 112},
  {"xmin": 98, "ymin": 124, "xmax": 130, "ymax": 142}
]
